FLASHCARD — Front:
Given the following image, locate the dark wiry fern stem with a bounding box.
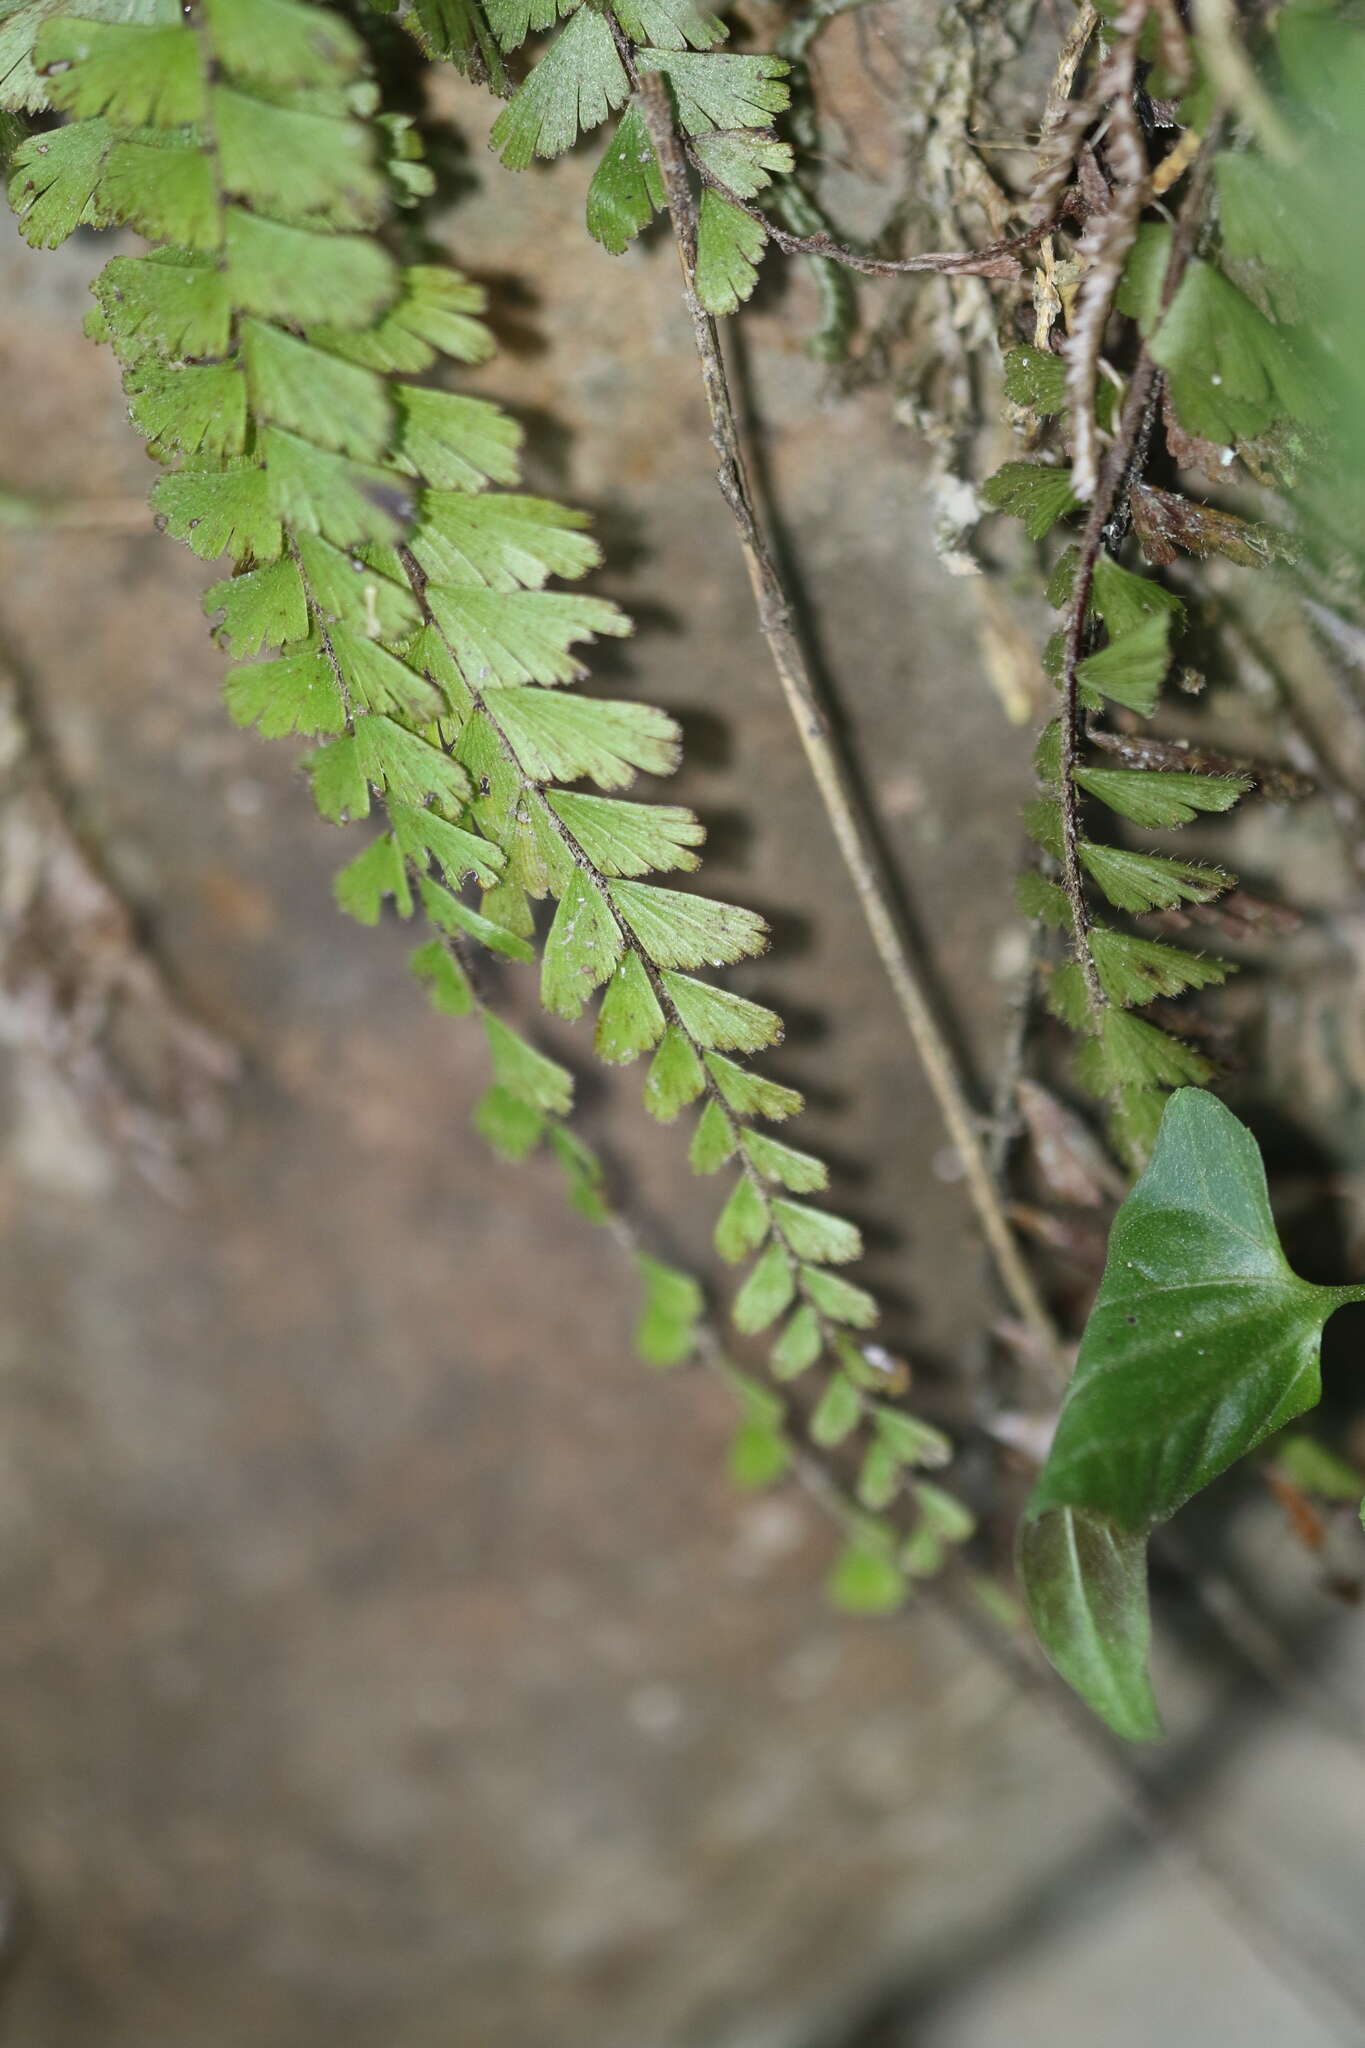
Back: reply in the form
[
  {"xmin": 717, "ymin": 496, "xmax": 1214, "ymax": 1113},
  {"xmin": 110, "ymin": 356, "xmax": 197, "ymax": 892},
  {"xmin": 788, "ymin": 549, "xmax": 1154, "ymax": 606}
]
[
  {"xmin": 1056, "ymin": 142, "xmax": 1221, "ymax": 1048},
  {"xmin": 1057, "ymin": 365, "xmax": 1161, "ymax": 1025}
]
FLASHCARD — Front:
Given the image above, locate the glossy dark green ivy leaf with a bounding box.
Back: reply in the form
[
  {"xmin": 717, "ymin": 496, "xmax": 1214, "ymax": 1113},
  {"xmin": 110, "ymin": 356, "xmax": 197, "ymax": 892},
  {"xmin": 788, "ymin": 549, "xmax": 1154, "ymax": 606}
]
[
  {"xmin": 1018, "ymin": 1510, "xmax": 1157, "ymax": 1741},
  {"xmin": 1021, "ymin": 1088, "xmax": 1365, "ymax": 1740}
]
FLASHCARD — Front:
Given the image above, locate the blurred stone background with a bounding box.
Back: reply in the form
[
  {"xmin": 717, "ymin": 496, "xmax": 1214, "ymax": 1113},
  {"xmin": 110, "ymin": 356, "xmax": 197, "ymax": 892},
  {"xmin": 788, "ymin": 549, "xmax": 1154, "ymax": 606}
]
[{"xmin": 2, "ymin": 23, "xmax": 1365, "ymax": 2048}]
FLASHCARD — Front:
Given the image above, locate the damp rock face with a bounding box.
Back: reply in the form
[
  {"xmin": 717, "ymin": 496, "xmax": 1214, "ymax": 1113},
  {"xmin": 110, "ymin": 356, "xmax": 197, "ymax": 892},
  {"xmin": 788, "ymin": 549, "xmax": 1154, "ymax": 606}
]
[{"xmin": 1, "ymin": 55, "xmax": 1364, "ymax": 2048}]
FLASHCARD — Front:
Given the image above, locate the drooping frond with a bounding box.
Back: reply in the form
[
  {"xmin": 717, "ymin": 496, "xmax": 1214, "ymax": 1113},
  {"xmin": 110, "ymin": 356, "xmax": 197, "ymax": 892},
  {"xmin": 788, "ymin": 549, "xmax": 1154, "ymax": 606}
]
[
  {"xmin": 10, "ymin": 0, "xmax": 965, "ymax": 1604},
  {"xmin": 1002, "ymin": 524, "xmax": 1245, "ymax": 1158},
  {"xmin": 986, "ymin": 164, "xmax": 1324, "ymax": 1162}
]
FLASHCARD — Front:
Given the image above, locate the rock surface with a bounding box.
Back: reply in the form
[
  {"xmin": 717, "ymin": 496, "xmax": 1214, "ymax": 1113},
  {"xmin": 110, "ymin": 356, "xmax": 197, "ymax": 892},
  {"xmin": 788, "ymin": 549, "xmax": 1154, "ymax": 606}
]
[{"xmin": 0, "ymin": 53, "xmax": 1363, "ymax": 2048}]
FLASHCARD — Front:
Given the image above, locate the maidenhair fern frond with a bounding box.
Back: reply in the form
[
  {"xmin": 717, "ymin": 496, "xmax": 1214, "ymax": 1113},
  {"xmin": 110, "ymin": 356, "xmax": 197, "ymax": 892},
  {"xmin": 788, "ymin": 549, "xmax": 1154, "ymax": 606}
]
[
  {"xmin": 3, "ymin": 0, "xmax": 971, "ymax": 1609},
  {"xmin": 985, "ymin": 121, "xmax": 1323, "ymax": 1161}
]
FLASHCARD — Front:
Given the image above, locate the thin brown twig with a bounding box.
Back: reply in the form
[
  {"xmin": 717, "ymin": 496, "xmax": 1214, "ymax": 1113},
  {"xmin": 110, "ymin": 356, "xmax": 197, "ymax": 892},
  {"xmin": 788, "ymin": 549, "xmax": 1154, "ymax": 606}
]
[{"xmin": 631, "ymin": 64, "xmax": 1061, "ymax": 1364}]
